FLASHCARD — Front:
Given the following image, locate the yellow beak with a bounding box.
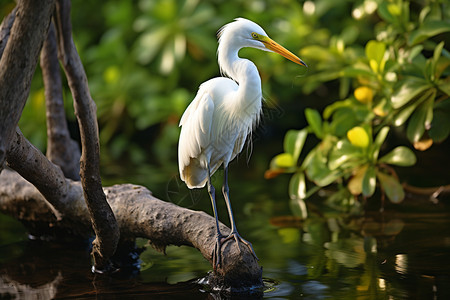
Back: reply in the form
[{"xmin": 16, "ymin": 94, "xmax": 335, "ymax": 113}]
[{"xmin": 262, "ymin": 37, "xmax": 307, "ymax": 67}]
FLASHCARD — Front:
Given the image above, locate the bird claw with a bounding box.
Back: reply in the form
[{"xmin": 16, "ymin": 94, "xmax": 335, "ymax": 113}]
[
  {"xmin": 212, "ymin": 234, "xmax": 225, "ymax": 270},
  {"xmin": 223, "ymin": 231, "xmax": 259, "ymax": 261},
  {"xmin": 212, "ymin": 232, "xmax": 258, "ymax": 270}
]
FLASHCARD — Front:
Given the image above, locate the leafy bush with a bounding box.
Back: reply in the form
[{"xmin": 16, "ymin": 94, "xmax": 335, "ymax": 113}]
[{"xmin": 266, "ymin": 0, "xmax": 450, "ymax": 211}]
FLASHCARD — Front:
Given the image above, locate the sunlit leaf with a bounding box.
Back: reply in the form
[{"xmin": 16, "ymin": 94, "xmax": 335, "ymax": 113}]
[
  {"xmin": 305, "ymin": 108, "xmax": 323, "ymax": 138},
  {"xmin": 284, "ymin": 129, "xmax": 308, "ymax": 164},
  {"xmin": 348, "ymin": 164, "xmax": 368, "ymax": 195},
  {"xmin": 406, "ymin": 97, "xmax": 434, "ymax": 143},
  {"xmin": 347, "ymin": 126, "xmax": 370, "ymax": 148},
  {"xmin": 306, "ymin": 149, "xmax": 343, "ymax": 187},
  {"xmin": 438, "ymin": 80, "xmax": 450, "ymax": 96},
  {"xmin": 323, "ymin": 99, "xmax": 353, "ymax": 120},
  {"xmin": 274, "ymin": 153, "xmax": 295, "ymax": 168},
  {"xmin": 373, "ymin": 98, "xmax": 389, "ymax": 117},
  {"xmin": 289, "ymin": 172, "xmax": 307, "ymax": 200},
  {"xmin": 391, "ymin": 79, "xmax": 431, "ymax": 109},
  {"xmin": 362, "ymin": 165, "xmax": 376, "ymax": 197},
  {"xmin": 289, "ymin": 197, "xmax": 308, "ymax": 219},
  {"xmin": 328, "ymin": 140, "xmax": 363, "ymax": 170},
  {"xmin": 354, "ymin": 86, "xmax": 374, "ymax": 104},
  {"xmin": 365, "ymin": 40, "xmax": 386, "ymax": 73},
  {"xmin": 379, "ymin": 146, "xmax": 416, "ymax": 166},
  {"xmin": 372, "ymin": 126, "xmax": 390, "ymax": 161},
  {"xmin": 377, "ymin": 171, "xmax": 405, "ymax": 203},
  {"xmin": 408, "ymin": 20, "xmax": 450, "ymax": 45},
  {"xmin": 431, "ymin": 41, "xmax": 445, "ymax": 81},
  {"xmin": 413, "ymin": 138, "xmax": 433, "ymax": 151}
]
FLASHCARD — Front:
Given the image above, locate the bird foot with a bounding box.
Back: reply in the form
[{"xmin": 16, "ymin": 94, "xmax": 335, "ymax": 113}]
[
  {"xmin": 212, "ymin": 234, "xmax": 225, "ymax": 270},
  {"xmin": 223, "ymin": 231, "xmax": 258, "ymax": 261},
  {"xmin": 212, "ymin": 231, "xmax": 258, "ymax": 270}
]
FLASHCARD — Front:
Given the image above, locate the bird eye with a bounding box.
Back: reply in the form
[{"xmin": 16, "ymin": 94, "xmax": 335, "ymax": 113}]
[{"xmin": 251, "ymin": 32, "xmax": 258, "ymax": 39}]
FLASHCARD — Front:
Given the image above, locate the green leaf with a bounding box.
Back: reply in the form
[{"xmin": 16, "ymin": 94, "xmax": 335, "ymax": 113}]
[
  {"xmin": 393, "ymin": 88, "xmax": 435, "ymax": 126},
  {"xmin": 391, "ymin": 79, "xmax": 431, "ymax": 109},
  {"xmin": 408, "ymin": 20, "xmax": 450, "ymax": 45},
  {"xmin": 289, "ymin": 172, "xmax": 306, "ymax": 200},
  {"xmin": 323, "ymin": 99, "xmax": 353, "ymax": 120},
  {"xmin": 305, "ymin": 108, "xmax": 323, "ymax": 138},
  {"xmin": 372, "ymin": 126, "xmax": 390, "ymax": 161},
  {"xmin": 284, "ymin": 129, "xmax": 308, "ymax": 164},
  {"xmin": 406, "ymin": 96, "xmax": 434, "ymax": 143},
  {"xmin": 330, "ymin": 108, "xmax": 358, "ymax": 137},
  {"xmin": 429, "ymin": 41, "xmax": 445, "ymax": 82},
  {"xmin": 341, "ymin": 67, "xmax": 377, "ymax": 78},
  {"xmin": 429, "ymin": 101, "xmax": 450, "ymax": 142},
  {"xmin": 379, "ymin": 146, "xmax": 417, "ymax": 166},
  {"xmin": 377, "ymin": 171, "xmax": 405, "ymax": 203},
  {"xmin": 362, "ymin": 165, "xmax": 376, "ymax": 197},
  {"xmin": 365, "ymin": 40, "xmax": 386, "ymax": 72},
  {"xmin": 378, "ymin": 2, "xmax": 396, "ymax": 24},
  {"xmin": 328, "ymin": 140, "xmax": 363, "ymax": 170},
  {"xmin": 306, "ymin": 149, "xmax": 343, "ymax": 187},
  {"xmin": 273, "ymin": 153, "xmax": 295, "ymax": 168},
  {"xmin": 438, "ymin": 81, "xmax": 450, "ymax": 96}
]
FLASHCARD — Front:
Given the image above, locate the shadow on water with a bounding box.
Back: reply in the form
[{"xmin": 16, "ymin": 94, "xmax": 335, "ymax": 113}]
[{"xmin": 1, "ymin": 141, "xmax": 450, "ymax": 298}]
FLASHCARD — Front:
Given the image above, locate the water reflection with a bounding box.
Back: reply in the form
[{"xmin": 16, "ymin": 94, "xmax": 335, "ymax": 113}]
[{"xmin": 1, "ymin": 177, "xmax": 450, "ymax": 298}]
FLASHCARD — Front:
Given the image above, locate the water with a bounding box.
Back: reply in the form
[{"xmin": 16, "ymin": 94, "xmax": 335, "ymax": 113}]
[{"xmin": 1, "ymin": 155, "xmax": 450, "ymax": 298}]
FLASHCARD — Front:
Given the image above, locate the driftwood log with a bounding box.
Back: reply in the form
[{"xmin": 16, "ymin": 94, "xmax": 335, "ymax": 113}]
[
  {"xmin": 0, "ymin": 168, "xmax": 262, "ymax": 290},
  {"xmin": 0, "ymin": 0, "xmax": 263, "ymax": 291}
]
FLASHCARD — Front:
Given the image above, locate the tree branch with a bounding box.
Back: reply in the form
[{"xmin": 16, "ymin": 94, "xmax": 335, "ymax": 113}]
[
  {"xmin": 40, "ymin": 23, "xmax": 81, "ymax": 181},
  {"xmin": 0, "ymin": 0, "xmax": 56, "ymax": 170},
  {"xmin": 6, "ymin": 128, "xmax": 74, "ymax": 221},
  {"xmin": 0, "ymin": 169, "xmax": 263, "ymax": 290},
  {"xmin": 54, "ymin": 0, "xmax": 119, "ymax": 272},
  {"xmin": 0, "ymin": 7, "xmax": 16, "ymax": 58}
]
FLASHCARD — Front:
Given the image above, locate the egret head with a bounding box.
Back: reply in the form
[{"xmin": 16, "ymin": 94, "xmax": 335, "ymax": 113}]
[{"xmin": 218, "ymin": 18, "xmax": 307, "ymax": 67}]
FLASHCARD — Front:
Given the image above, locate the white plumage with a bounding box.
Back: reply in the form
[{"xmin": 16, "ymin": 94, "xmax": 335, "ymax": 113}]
[{"xmin": 178, "ymin": 18, "xmax": 306, "ymax": 267}]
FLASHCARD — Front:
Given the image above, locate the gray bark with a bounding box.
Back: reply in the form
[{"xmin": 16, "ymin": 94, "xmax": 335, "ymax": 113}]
[
  {"xmin": 0, "ymin": 169, "xmax": 262, "ymax": 289},
  {"xmin": 40, "ymin": 23, "xmax": 81, "ymax": 181},
  {"xmin": 0, "ymin": 0, "xmax": 56, "ymax": 170},
  {"xmin": 54, "ymin": 0, "xmax": 120, "ymax": 272}
]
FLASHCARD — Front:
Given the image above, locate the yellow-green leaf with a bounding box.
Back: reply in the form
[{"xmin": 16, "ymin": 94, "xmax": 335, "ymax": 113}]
[
  {"xmin": 274, "ymin": 153, "xmax": 295, "ymax": 168},
  {"xmin": 347, "ymin": 126, "xmax": 370, "ymax": 148}
]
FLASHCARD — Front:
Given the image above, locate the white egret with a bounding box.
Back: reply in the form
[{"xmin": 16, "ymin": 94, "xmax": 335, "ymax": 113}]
[{"xmin": 178, "ymin": 17, "xmax": 307, "ymax": 267}]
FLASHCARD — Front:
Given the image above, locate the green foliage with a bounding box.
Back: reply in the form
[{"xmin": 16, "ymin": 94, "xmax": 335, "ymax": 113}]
[
  {"xmin": 267, "ymin": 0, "xmax": 449, "ymax": 212},
  {"xmin": 1, "ymin": 0, "xmax": 448, "ymax": 208}
]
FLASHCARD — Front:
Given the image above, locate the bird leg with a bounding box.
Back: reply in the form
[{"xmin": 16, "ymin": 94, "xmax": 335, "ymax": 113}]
[
  {"xmin": 221, "ymin": 166, "xmax": 258, "ymax": 261},
  {"xmin": 206, "ymin": 162, "xmax": 225, "ymax": 269}
]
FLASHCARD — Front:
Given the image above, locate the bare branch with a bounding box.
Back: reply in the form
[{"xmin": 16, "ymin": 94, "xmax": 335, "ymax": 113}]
[
  {"xmin": 0, "ymin": 169, "xmax": 263, "ymax": 289},
  {"xmin": 0, "ymin": 0, "xmax": 56, "ymax": 170},
  {"xmin": 54, "ymin": 0, "xmax": 119, "ymax": 272},
  {"xmin": 0, "ymin": 7, "xmax": 16, "ymax": 58},
  {"xmin": 40, "ymin": 23, "xmax": 81, "ymax": 181},
  {"xmin": 6, "ymin": 128, "xmax": 71, "ymax": 220}
]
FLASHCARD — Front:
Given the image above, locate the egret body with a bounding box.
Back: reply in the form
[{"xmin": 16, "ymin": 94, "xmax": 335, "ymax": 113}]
[{"xmin": 178, "ymin": 18, "xmax": 306, "ymax": 267}]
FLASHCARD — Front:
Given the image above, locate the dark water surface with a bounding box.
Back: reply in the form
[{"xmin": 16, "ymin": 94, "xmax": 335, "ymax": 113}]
[{"xmin": 1, "ymin": 153, "xmax": 450, "ymax": 299}]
